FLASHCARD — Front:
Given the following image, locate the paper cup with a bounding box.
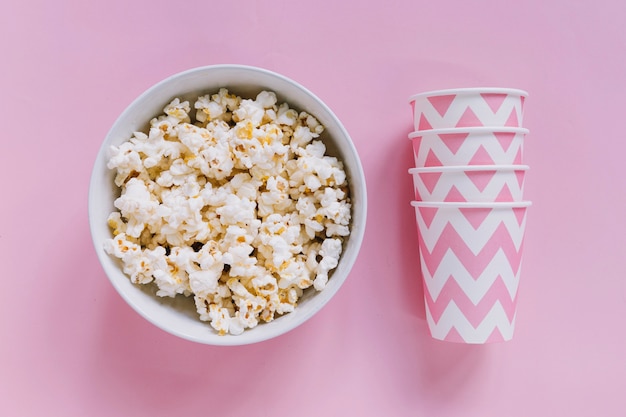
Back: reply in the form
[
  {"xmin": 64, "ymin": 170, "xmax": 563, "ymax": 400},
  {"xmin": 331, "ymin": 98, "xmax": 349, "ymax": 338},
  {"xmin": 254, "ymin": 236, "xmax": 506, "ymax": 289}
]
[
  {"xmin": 409, "ymin": 165, "xmax": 528, "ymax": 202},
  {"xmin": 411, "ymin": 201, "xmax": 530, "ymax": 343},
  {"xmin": 409, "ymin": 88, "xmax": 527, "ymax": 130},
  {"xmin": 409, "ymin": 127, "xmax": 527, "ymax": 167}
]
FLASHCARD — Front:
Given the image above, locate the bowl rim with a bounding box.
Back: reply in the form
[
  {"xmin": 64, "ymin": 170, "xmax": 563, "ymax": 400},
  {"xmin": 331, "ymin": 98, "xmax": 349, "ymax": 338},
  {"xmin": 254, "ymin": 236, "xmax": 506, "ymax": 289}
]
[{"xmin": 88, "ymin": 64, "xmax": 368, "ymax": 345}]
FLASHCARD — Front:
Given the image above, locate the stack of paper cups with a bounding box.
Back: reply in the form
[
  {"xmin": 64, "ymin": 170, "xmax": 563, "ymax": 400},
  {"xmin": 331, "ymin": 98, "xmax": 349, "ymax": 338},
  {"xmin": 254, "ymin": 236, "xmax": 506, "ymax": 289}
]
[{"xmin": 408, "ymin": 88, "xmax": 531, "ymax": 343}]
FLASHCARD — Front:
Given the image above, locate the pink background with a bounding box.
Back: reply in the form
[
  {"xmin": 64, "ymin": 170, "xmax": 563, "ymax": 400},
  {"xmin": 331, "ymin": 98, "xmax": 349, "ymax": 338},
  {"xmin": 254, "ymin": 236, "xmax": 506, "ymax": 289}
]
[{"xmin": 2, "ymin": 0, "xmax": 626, "ymax": 415}]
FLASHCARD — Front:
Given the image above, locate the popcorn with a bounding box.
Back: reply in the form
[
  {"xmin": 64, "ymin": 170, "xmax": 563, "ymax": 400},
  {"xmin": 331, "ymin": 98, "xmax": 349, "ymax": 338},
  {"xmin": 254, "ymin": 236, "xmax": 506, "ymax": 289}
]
[
  {"xmin": 104, "ymin": 89, "xmax": 351, "ymax": 335},
  {"xmin": 313, "ymin": 238, "xmax": 343, "ymax": 290},
  {"xmin": 113, "ymin": 178, "xmax": 161, "ymax": 238},
  {"xmin": 107, "ymin": 142, "xmax": 144, "ymax": 187}
]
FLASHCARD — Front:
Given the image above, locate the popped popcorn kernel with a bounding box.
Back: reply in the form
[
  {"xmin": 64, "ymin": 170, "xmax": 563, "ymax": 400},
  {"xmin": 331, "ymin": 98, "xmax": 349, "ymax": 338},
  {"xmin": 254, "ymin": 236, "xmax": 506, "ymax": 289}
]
[{"xmin": 104, "ymin": 89, "xmax": 352, "ymax": 335}]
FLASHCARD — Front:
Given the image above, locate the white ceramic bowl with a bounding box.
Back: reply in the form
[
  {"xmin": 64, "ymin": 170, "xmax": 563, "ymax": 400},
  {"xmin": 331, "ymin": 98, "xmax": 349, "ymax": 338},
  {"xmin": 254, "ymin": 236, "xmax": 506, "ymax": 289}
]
[{"xmin": 88, "ymin": 65, "xmax": 367, "ymax": 345}]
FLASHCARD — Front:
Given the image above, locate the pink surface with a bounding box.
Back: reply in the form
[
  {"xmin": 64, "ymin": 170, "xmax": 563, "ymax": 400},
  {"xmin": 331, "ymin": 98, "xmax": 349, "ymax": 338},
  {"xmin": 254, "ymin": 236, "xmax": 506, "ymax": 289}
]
[{"xmin": 2, "ymin": 0, "xmax": 626, "ymax": 415}]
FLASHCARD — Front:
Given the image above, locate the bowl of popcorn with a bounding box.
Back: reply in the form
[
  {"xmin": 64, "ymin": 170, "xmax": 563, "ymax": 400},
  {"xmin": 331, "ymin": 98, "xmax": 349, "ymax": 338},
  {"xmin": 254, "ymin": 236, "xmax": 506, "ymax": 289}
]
[{"xmin": 89, "ymin": 65, "xmax": 367, "ymax": 345}]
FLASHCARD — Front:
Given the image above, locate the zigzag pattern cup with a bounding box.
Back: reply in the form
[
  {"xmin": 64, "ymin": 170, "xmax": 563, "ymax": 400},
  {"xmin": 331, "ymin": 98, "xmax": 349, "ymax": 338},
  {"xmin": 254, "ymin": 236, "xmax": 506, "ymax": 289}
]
[
  {"xmin": 409, "ymin": 88, "xmax": 527, "ymax": 131},
  {"xmin": 408, "ymin": 87, "xmax": 530, "ymax": 343},
  {"xmin": 409, "ymin": 127, "xmax": 528, "ymax": 167},
  {"xmin": 409, "ymin": 165, "xmax": 528, "ymax": 202},
  {"xmin": 411, "ymin": 201, "xmax": 530, "ymax": 343}
]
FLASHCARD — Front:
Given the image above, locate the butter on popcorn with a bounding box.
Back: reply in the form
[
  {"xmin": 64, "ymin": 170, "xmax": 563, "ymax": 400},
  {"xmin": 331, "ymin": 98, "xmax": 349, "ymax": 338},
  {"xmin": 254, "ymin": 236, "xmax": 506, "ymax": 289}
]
[{"xmin": 104, "ymin": 89, "xmax": 351, "ymax": 335}]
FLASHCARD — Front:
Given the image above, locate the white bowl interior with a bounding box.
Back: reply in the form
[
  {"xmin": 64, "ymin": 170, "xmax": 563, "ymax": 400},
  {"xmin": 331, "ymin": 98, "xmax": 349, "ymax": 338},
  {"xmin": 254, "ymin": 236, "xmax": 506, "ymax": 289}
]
[{"xmin": 88, "ymin": 65, "xmax": 367, "ymax": 345}]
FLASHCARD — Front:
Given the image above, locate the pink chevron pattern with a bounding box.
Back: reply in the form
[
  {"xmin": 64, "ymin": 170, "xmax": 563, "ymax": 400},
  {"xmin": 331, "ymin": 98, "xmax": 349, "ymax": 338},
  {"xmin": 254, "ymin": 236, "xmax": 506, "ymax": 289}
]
[
  {"xmin": 411, "ymin": 201, "xmax": 530, "ymax": 343},
  {"xmin": 409, "ymin": 166, "xmax": 527, "ymax": 202},
  {"xmin": 424, "ymin": 274, "xmax": 518, "ymax": 328},
  {"xmin": 425, "ymin": 301, "xmax": 516, "ymax": 343},
  {"xmin": 417, "ymin": 222, "xmax": 525, "ymax": 280},
  {"xmin": 409, "ymin": 127, "xmax": 527, "ymax": 167},
  {"xmin": 409, "ymin": 88, "xmax": 527, "ymax": 131}
]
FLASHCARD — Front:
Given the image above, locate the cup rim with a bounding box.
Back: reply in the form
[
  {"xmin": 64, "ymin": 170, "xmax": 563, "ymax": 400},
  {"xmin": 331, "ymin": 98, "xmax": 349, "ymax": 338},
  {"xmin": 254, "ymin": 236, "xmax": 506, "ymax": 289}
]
[
  {"xmin": 411, "ymin": 201, "xmax": 532, "ymax": 208},
  {"xmin": 409, "ymin": 87, "xmax": 528, "ymax": 102},
  {"xmin": 408, "ymin": 126, "xmax": 529, "ymax": 139},
  {"xmin": 408, "ymin": 165, "xmax": 529, "ymax": 174}
]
